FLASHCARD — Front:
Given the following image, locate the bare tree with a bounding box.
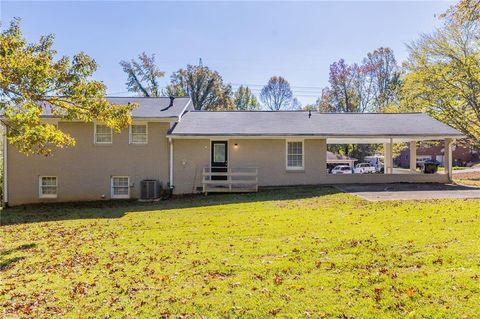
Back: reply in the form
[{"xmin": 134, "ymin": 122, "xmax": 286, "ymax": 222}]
[
  {"xmin": 120, "ymin": 52, "xmax": 165, "ymax": 97},
  {"xmin": 260, "ymin": 76, "xmax": 293, "ymax": 110}
]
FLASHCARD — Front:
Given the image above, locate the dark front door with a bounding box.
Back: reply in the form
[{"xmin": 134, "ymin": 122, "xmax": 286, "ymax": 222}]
[{"xmin": 211, "ymin": 141, "xmax": 228, "ymax": 180}]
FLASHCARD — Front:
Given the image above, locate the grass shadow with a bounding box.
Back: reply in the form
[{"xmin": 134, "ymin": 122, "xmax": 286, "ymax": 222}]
[
  {"xmin": 1, "ymin": 186, "xmax": 341, "ymax": 226},
  {"xmin": 0, "ymin": 243, "xmax": 37, "ymax": 257},
  {"xmin": 0, "ymin": 256, "xmax": 26, "ymax": 271}
]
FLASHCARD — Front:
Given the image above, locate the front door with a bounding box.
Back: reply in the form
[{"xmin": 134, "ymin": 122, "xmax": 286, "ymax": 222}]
[{"xmin": 211, "ymin": 141, "xmax": 228, "ymax": 180}]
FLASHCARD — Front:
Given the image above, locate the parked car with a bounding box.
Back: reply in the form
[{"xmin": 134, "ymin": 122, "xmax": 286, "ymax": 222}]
[
  {"xmin": 353, "ymin": 163, "xmax": 376, "ymax": 174},
  {"xmin": 331, "ymin": 165, "xmax": 353, "ymax": 174},
  {"xmin": 364, "ymin": 155, "xmax": 384, "ymax": 173}
]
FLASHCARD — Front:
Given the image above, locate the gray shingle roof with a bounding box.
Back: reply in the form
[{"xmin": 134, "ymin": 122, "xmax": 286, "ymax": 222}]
[
  {"xmin": 41, "ymin": 97, "xmax": 192, "ymax": 119},
  {"xmin": 169, "ymin": 111, "xmax": 464, "ymax": 138}
]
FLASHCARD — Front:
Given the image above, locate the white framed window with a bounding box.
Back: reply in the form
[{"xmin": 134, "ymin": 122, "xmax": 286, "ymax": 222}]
[
  {"xmin": 286, "ymin": 140, "xmax": 304, "ymax": 170},
  {"xmin": 111, "ymin": 176, "xmax": 130, "ymax": 199},
  {"xmin": 129, "ymin": 123, "xmax": 148, "ymax": 144},
  {"xmin": 94, "ymin": 124, "xmax": 112, "ymax": 144},
  {"xmin": 39, "ymin": 176, "xmax": 58, "ymax": 198}
]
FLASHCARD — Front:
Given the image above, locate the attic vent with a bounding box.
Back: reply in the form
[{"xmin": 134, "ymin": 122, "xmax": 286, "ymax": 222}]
[{"xmin": 160, "ymin": 97, "xmax": 175, "ymax": 112}]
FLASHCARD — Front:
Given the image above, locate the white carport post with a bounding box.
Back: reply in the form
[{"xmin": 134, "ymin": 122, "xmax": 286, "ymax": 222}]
[
  {"xmin": 445, "ymin": 138, "xmax": 454, "ymax": 182},
  {"xmin": 409, "ymin": 141, "xmax": 417, "ymax": 172},
  {"xmin": 384, "ymin": 138, "xmax": 393, "ymax": 174}
]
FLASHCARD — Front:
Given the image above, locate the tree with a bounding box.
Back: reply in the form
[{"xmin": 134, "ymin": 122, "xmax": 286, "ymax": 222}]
[
  {"xmin": 234, "ymin": 86, "xmax": 259, "ymax": 110},
  {"xmin": 442, "ymin": 0, "xmax": 480, "ymax": 24},
  {"xmin": 303, "ymin": 98, "xmax": 320, "ymax": 111},
  {"xmin": 290, "ymin": 97, "xmax": 302, "ymax": 110},
  {"xmin": 0, "ymin": 19, "xmax": 134, "ymax": 156},
  {"xmin": 260, "ymin": 76, "xmax": 293, "ymax": 110},
  {"xmin": 320, "ymin": 59, "xmax": 360, "ymax": 112},
  {"xmin": 167, "ymin": 65, "xmax": 234, "ymax": 110},
  {"xmin": 401, "ymin": 10, "xmax": 480, "ymax": 146},
  {"xmin": 364, "ymin": 47, "xmax": 401, "ymax": 110},
  {"xmin": 120, "ymin": 52, "xmax": 165, "ymax": 97}
]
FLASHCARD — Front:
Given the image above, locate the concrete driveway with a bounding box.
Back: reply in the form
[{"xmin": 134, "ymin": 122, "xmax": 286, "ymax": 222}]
[{"xmin": 336, "ymin": 183, "xmax": 480, "ymax": 201}]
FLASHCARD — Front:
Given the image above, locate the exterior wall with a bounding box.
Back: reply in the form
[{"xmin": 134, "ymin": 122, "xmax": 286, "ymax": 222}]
[
  {"xmin": 228, "ymin": 139, "xmax": 327, "ymax": 186},
  {"xmin": 323, "ymin": 173, "xmax": 449, "ymax": 184},
  {"xmin": 172, "ymin": 139, "xmax": 210, "ymax": 194},
  {"xmin": 7, "ymin": 121, "xmax": 170, "ymax": 206},
  {"xmin": 173, "ymin": 138, "xmax": 328, "ymax": 194}
]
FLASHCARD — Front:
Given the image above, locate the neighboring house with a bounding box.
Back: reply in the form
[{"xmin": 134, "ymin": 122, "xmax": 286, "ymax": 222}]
[
  {"xmin": 395, "ymin": 143, "xmax": 479, "ymax": 167},
  {"xmin": 2, "ymin": 98, "xmax": 464, "ymax": 206},
  {"xmin": 326, "ymin": 152, "xmax": 357, "ymax": 171}
]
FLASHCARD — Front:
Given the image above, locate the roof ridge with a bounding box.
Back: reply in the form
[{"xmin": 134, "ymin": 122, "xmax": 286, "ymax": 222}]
[
  {"xmin": 106, "ymin": 96, "xmax": 189, "ymax": 99},
  {"xmin": 187, "ymin": 110, "xmax": 425, "ymax": 114}
]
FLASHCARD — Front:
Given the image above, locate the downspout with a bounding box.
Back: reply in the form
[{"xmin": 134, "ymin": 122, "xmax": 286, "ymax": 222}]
[
  {"xmin": 168, "ymin": 137, "xmax": 174, "ymax": 197},
  {"xmin": 2, "ymin": 122, "xmax": 8, "ymax": 207}
]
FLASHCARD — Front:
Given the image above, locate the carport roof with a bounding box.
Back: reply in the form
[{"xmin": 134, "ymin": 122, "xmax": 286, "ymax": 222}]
[{"xmin": 169, "ymin": 111, "xmax": 464, "ymax": 140}]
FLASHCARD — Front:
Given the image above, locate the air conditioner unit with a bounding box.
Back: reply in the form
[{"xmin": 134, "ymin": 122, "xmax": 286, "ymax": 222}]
[{"xmin": 140, "ymin": 180, "xmax": 161, "ymax": 200}]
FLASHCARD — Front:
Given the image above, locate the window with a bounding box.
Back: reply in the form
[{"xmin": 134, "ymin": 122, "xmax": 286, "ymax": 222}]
[
  {"xmin": 111, "ymin": 176, "xmax": 130, "ymax": 199},
  {"xmin": 95, "ymin": 124, "xmax": 112, "ymax": 144},
  {"xmin": 286, "ymin": 140, "xmax": 304, "ymax": 170},
  {"xmin": 39, "ymin": 176, "xmax": 57, "ymax": 198},
  {"xmin": 130, "ymin": 124, "xmax": 148, "ymax": 144}
]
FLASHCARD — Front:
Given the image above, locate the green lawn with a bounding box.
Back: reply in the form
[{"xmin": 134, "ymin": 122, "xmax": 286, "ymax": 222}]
[{"xmin": 1, "ymin": 187, "xmax": 480, "ymax": 318}]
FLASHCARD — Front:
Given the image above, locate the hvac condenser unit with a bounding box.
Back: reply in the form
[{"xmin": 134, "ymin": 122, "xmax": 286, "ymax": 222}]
[{"xmin": 140, "ymin": 180, "xmax": 161, "ymax": 200}]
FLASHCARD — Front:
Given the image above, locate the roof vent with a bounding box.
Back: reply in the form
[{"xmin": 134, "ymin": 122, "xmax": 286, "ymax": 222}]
[{"xmin": 160, "ymin": 97, "xmax": 175, "ymax": 112}]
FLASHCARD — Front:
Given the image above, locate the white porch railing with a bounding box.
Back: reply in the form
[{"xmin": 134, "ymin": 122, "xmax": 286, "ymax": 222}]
[{"xmin": 202, "ymin": 167, "xmax": 258, "ymax": 193}]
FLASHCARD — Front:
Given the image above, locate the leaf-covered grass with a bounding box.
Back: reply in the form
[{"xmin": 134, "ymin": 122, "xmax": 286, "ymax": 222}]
[{"xmin": 1, "ymin": 187, "xmax": 480, "ymax": 318}]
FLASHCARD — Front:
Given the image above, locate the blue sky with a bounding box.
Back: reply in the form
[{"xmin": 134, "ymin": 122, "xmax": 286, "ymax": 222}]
[{"xmin": 1, "ymin": 1, "xmax": 453, "ymax": 105}]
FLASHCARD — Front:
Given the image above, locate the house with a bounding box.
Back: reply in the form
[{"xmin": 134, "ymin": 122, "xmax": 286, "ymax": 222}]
[
  {"xmin": 326, "ymin": 152, "xmax": 357, "ymax": 171},
  {"xmin": 395, "ymin": 143, "xmax": 479, "ymax": 167},
  {"xmin": 2, "ymin": 97, "xmax": 465, "ymax": 206}
]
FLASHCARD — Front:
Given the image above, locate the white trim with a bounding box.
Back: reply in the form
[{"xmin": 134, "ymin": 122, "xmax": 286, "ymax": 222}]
[
  {"xmin": 169, "ymin": 138, "xmax": 173, "ymax": 188},
  {"xmin": 177, "ymin": 99, "xmax": 192, "ymax": 122},
  {"xmin": 129, "ymin": 122, "xmax": 148, "ymax": 145},
  {"xmin": 285, "ymin": 139, "xmax": 304, "ymax": 171},
  {"xmin": 111, "ymin": 176, "xmax": 130, "ymax": 199},
  {"xmin": 39, "ymin": 176, "xmax": 58, "ymax": 199},
  {"xmin": 94, "ymin": 123, "xmax": 113, "ymax": 144}
]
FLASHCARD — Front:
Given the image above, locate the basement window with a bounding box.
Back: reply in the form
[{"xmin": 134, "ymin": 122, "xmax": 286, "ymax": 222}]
[
  {"xmin": 39, "ymin": 176, "xmax": 58, "ymax": 198},
  {"xmin": 111, "ymin": 176, "xmax": 130, "ymax": 199}
]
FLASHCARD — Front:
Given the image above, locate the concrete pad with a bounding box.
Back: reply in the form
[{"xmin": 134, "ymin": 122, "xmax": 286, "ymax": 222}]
[{"xmin": 335, "ymin": 183, "xmax": 480, "ymax": 201}]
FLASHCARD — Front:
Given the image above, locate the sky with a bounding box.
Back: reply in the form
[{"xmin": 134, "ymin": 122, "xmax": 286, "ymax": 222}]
[{"xmin": 1, "ymin": 0, "xmax": 453, "ymax": 105}]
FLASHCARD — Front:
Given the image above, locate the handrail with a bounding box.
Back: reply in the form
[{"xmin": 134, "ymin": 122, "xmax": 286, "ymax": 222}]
[{"xmin": 202, "ymin": 167, "xmax": 258, "ymax": 193}]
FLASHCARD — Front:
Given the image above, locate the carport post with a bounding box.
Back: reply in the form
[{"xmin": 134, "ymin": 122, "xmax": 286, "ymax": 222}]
[
  {"xmin": 384, "ymin": 139, "xmax": 393, "ymax": 174},
  {"xmin": 445, "ymin": 138, "xmax": 454, "ymax": 182},
  {"xmin": 409, "ymin": 141, "xmax": 417, "ymax": 172}
]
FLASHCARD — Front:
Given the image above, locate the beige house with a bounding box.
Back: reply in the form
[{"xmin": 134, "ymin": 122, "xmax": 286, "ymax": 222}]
[{"xmin": 2, "ymin": 97, "xmax": 464, "ymax": 206}]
